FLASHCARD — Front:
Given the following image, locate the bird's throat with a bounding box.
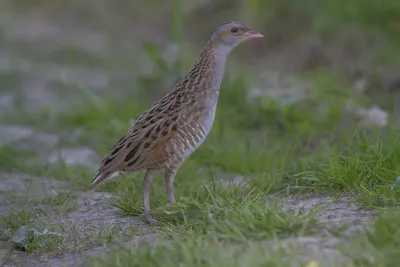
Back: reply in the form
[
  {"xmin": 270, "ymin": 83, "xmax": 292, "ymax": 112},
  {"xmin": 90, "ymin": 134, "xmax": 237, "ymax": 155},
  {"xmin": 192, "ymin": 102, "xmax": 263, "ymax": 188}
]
[
  {"xmin": 194, "ymin": 42, "xmax": 233, "ymax": 92},
  {"xmin": 210, "ymin": 43, "xmax": 232, "ymax": 90}
]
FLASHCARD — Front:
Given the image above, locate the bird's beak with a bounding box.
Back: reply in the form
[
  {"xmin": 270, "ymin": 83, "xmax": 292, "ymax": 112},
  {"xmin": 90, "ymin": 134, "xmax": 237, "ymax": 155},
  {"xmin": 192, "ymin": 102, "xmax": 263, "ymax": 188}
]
[{"xmin": 243, "ymin": 29, "xmax": 264, "ymax": 38}]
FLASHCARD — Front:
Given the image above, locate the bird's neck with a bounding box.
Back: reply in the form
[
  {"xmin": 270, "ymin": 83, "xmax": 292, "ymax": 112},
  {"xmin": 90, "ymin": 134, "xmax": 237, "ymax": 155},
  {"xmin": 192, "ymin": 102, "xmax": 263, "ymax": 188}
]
[
  {"xmin": 210, "ymin": 43, "xmax": 233, "ymax": 89},
  {"xmin": 191, "ymin": 41, "xmax": 233, "ymax": 91}
]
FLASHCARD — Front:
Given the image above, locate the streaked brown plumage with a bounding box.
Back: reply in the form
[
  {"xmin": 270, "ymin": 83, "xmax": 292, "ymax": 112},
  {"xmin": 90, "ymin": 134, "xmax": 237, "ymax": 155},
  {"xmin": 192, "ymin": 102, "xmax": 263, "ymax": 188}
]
[{"xmin": 91, "ymin": 21, "xmax": 263, "ymax": 223}]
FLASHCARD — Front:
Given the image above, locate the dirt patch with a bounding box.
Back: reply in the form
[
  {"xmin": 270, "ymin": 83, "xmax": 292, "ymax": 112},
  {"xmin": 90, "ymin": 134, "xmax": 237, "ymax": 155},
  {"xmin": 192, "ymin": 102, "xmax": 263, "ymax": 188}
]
[
  {"xmin": 253, "ymin": 194, "xmax": 375, "ymax": 266},
  {"xmin": 2, "ymin": 249, "xmax": 86, "ymax": 267},
  {"xmin": 63, "ymin": 191, "xmax": 142, "ymax": 232},
  {"xmin": 0, "ymin": 125, "xmax": 60, "ymax": 149},
  {"xmin": 0, "ymin": 173, "xmax": 148, "ymax": 267},
  {"xmin": 284, "ymin": 194, "xmax": 374, "ymax": 227},
  {"xmin": 0, "ymin": 173, "xmax": 69, "ymax": 218},
  {"xmin": 216, "ymin": 175, "xmax": 375, "ymax": 234},
  {"xmin": 47, "ymin": 147, "xmax": 99, "ymax": 168}
]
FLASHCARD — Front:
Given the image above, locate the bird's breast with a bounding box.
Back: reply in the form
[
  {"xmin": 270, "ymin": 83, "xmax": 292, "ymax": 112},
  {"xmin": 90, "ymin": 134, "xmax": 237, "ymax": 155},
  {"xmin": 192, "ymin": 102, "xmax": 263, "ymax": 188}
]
[{"xmin": 168, "ymin": 107, "xmax": 216, "ymax": 160}]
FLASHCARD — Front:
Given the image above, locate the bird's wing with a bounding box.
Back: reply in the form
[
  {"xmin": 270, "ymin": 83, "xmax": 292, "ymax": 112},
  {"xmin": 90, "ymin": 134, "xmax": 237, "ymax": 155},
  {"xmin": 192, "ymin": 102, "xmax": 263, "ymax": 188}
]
[{"xmin": 91, "ymin": 90, "xmax": 190, "ymax": 187}]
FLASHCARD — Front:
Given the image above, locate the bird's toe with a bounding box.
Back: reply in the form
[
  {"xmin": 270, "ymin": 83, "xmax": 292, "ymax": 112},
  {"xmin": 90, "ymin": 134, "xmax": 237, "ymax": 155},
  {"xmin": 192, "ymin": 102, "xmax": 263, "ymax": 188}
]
[{"xmin": 145, "ymin": 214, "xmax": 158, "ymax": 224}]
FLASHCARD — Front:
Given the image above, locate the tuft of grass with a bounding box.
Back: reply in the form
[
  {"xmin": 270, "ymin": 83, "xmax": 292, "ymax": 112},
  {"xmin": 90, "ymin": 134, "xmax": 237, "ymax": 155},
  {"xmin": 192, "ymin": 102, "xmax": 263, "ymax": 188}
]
[
  {"xmin": 291, "ymin": 131, "xmax": 400, "ymax": 206},
  {"xmin": 36, "ymin": 161, "xmax": 95, "ymax": 190},
  {"xmin": 31, "ymin": 191, "xmax": 78, "ymax": 215},
  {"xmin": 0, "ymin": 209, "xmax": 32, "ymax": 232},
  {"xmin": 344, "ymin": 210, "xmax": 400, "ymax": 266},
  {"xmin": 111, "ymin": 182, "xmax": 317, "ymax": 243},
  {"xmin": 0, "ymin": 145, "xmax": 36, "ymax": 172},
  {"xmin": 88, "ymin": 235, "xmax": 305, "ymax": 267},
  {"xmin": 0, "ymin": 209, "xmax": 62, "ymax": 253},
  {"xmin": 0, "ymin": 146, "xmax": 94, "ymax": 189},
  {"xmin": 31, "ymin": 191, "xmax": 76, "ymax": 206}
]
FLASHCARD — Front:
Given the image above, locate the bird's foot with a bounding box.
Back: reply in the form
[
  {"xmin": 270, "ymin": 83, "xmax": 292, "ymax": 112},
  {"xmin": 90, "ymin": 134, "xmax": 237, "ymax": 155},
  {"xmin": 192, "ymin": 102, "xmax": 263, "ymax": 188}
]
[{"xmin": 144, "ymin": 214, "xmax": 158, "ymax": 224}]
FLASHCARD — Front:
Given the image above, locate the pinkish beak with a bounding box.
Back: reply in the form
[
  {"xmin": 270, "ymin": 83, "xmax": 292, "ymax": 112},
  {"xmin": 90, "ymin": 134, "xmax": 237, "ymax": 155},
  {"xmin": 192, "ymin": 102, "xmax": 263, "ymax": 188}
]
[{"xmin": 244, "ymin": 30, "xmax": 264, "ymax": 38}]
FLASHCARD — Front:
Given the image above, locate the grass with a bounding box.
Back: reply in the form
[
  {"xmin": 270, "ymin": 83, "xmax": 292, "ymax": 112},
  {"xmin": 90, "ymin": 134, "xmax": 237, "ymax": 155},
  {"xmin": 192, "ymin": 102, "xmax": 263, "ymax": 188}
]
[
  {"xmin": 85, "ymin": 209, "xmax": 400, "ymax": 267},
  {"xmin": 342, "ymin": 209, "xmax": 400, "ymax": 266},
  {"xmin": 0, "ymin": 145, "xmax": 36, "ymax": 172},
  {"xmin": 89, "ymin": 236, "xmax": 306, "ymax": 267}
]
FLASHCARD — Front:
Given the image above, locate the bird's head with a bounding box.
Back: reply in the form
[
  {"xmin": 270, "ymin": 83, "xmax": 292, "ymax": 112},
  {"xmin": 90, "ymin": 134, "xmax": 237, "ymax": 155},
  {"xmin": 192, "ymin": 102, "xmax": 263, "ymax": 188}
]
[{"xmin": 210, "ymin": 21, "xmax": 263, "ymax": 47}]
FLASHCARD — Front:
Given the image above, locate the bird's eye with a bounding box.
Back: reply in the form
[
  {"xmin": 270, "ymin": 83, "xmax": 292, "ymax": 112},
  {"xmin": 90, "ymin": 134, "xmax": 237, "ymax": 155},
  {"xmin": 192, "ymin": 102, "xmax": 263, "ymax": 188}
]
[{"xmin": 231, "ymin": 27, "xmax": 238, "ymax": 33}]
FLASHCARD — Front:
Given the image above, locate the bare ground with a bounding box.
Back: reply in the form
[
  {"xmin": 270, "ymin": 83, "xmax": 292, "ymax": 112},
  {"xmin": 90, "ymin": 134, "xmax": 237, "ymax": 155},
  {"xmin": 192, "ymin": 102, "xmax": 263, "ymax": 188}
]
[{"xmin": 0, "ymin": 172, "xmax": 146, "ymax": 267}]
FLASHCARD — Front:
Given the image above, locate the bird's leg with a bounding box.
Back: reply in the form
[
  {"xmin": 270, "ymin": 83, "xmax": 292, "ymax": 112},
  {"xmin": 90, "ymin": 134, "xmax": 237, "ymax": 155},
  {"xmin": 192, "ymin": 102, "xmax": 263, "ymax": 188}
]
[
  {"xmin": 142, "ymin": 169, "xmax": 158, "ymax": 224},
  {"xmin": 164, "ymin": 168, "xmax": 177, "ymax": 204}
]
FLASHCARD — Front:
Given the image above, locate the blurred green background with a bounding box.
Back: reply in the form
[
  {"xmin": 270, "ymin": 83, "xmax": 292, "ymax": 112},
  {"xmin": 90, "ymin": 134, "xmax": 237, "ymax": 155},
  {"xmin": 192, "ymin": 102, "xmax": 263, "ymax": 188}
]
[
  {"xmin": 0, "ymin": 0, "xmax": 399, "ymax": 179},
  {"xmin": 0, "ymin": 0, "xmax": 400, "ymax": 167},
  {"xmin": 1, "ymin": 0, "xmax": 399, "ymax": 104},
  {"xmin": 1, "ymin": 0, "xmax": 400, "ymax": 184}
]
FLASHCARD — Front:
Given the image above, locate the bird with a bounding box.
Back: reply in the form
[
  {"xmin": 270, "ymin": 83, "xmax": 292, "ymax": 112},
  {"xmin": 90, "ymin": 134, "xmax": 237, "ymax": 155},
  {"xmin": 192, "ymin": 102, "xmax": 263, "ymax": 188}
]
[{"xmin": 91, "ymin": 21, "xmax": 263, "ymax": 224}]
